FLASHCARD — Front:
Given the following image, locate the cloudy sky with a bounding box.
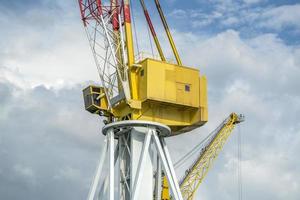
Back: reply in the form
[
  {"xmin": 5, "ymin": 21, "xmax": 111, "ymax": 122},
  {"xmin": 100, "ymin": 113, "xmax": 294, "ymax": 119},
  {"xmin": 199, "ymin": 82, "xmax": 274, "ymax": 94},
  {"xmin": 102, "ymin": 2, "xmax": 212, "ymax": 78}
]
[{"xmin": 0, "ymin": 0, "xmax": 299, "ymax": 199}]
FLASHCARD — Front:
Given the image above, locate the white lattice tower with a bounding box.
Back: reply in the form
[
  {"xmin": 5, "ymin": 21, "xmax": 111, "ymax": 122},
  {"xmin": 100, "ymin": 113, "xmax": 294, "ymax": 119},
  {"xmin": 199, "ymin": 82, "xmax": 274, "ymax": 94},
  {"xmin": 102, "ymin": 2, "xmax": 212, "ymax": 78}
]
[{"xmin": 87, "ymin": 121, "xmax": 183, "ymax": 200}]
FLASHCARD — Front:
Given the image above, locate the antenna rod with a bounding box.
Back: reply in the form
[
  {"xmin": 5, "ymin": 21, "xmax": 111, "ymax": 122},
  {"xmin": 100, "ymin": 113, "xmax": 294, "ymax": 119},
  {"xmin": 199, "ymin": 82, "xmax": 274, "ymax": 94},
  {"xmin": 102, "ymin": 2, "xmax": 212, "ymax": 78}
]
[
  {"xmin": 139, "ymin": 0, "xmax": 166, "ymax": 61},
  {"xmin": 153, "ymin": 0, "xmax": 182, "ymax": 65}
]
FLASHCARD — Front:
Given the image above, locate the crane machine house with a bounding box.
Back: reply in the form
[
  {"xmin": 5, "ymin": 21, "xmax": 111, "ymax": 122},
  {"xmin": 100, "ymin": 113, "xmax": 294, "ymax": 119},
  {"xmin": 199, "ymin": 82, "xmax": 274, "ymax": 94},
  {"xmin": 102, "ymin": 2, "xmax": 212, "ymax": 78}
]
[{"xmin": 83, "ymin": 58, "xmax": 208, "ymax": 135}]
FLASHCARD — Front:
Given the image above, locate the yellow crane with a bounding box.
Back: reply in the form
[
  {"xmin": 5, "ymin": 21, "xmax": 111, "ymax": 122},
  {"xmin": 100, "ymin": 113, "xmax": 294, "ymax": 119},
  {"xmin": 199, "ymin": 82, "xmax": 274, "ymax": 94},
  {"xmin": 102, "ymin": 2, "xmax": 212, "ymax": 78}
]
[
  {"xmin": 79, "ymin": 0, "xmax": 208, "ymax": 135},
  {"xmin": 78, "ymin": 0, "xmax": 243, "ymax": 199},
  {"xmin": 162, "ymin": 113, "xmax": 244, "ymax": 200}
]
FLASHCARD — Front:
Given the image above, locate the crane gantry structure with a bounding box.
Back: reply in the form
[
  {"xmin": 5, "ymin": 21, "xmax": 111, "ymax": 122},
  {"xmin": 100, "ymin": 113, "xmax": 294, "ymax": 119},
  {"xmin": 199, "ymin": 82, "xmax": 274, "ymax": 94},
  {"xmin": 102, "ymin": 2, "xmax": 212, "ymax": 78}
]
[{"xmin": 77, "ymin": 0, "xmax": 244, "ymax": 200}]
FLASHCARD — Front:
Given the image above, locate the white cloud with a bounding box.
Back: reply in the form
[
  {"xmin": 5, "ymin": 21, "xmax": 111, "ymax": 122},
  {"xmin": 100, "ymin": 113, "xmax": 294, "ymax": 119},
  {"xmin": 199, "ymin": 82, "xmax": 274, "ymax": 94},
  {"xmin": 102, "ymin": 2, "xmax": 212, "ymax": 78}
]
[
  {"xmin": 0, "ymin": 1, "xmax": 98, "ymax": 88},
  {"xmin": 168, "ymin": 9, "xmax": 187, "ymax": 19},
  {"xmin": 0, "ymin": 66, "xmax": 29, "ymax": 89},
  {"xmin": 166, "ymin": 29, "xmax": 300, "ymax": 199},
  {"xmin": 221, "ymin": 16, "xmax": 239, "ymax": 26},
  {"xmin": 175, "ymin": 30, "xmax": 300, "ymax": 96},
  {"xmin": 259, "ymin": 4, "xmax": 300, "ymax": 30},
  {"xmin": 13, "ymin": 164, "xmax": 35, "ymax": 179},
  {"xmin": 243, "ymin": 0, "xmax": 264, "ymax": 5},
  {"xmin": 170, "ymin": 3, "xmax": 300, "ymax": 34}
]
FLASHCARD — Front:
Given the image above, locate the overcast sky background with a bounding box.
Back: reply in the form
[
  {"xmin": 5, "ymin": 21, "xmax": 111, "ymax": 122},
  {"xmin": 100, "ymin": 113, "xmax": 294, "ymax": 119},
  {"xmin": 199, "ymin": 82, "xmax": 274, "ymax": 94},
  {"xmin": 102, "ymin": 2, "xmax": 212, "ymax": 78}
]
[{"xmin": 0, "ymin": 0, "xmax": 299, "ymax": 200}]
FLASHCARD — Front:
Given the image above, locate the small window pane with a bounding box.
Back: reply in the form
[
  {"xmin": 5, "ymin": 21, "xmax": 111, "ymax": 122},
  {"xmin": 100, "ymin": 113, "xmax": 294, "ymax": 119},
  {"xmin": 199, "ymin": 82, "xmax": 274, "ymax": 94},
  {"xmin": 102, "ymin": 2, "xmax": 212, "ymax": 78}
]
[{"xmin": 185, "ymin": 85, "xmax": 190, "ymax": 92}]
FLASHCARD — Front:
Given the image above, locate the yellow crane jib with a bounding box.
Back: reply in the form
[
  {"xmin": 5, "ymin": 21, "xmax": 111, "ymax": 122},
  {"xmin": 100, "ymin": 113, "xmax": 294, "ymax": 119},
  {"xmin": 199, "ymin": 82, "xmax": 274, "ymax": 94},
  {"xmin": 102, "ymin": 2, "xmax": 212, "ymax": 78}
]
[
  {"xmin": 139, "ymin": 0, "xmax": 166, "ymax": 62},
  {"xmin": 161, "ymin": 113, "xmax": 245, "ymax": 199}
]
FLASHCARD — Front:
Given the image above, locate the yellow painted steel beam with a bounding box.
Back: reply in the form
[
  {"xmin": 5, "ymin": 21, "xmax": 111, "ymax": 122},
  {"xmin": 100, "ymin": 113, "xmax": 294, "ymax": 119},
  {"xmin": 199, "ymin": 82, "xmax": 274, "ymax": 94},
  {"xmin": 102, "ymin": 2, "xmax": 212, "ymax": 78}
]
[
  {"xmin": 161, "ymin": 174, "xmax": 170, "ymax": 200},
  {"xmin": 154, "ymin": 0, "xmax": 182, "ymax": 66},
  {"xmin": 139, "ymin": 0, "xmax": 166, "ymax": 62},
  {"xmin": 123, "ymin": 0, "xmax": 139, "ymax": 100},
  {"xmin": 123, "ymin": 0, "xmax": 135, "ymax": 67},
  {"xmin": 161, "ymin": 113, "xmax": 244, "ymax": 200},
  {"xmin": 111, "ymin": 0, "xmax": 124, "ymax": 91},
  {"xmin": 180, "ymin": 113, "xmax": 244, "ymax": 199}
]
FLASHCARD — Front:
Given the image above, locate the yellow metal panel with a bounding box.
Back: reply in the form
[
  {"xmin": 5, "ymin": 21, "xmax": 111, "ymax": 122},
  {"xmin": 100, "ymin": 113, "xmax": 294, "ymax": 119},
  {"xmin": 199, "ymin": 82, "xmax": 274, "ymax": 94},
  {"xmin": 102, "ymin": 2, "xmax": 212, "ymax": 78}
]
[
  {"xmin": 176, "ymin": 82, "xmax": 185, "ymax": 104},
  {"xmin": 199, "ymin": 76, "xmax": 208, "ymax": 122},
  {"xmin": 147, "ymin": 59, "xmax": 166, "ymax": 101},
  {"xmin": 165, "ymin": 69, "xmax": 176, "ymax": 102},
  {"xmin": 138, "ymin": 64, "xmax": 147, "ymax": 101},
  {"xmin": 129, "ymin": 69, "xmax": 139, "ymax": 100},
  {"xmin": 132, "ymin": 59, "xmax": 208, "ymax": 134},
  {"xmin": 140, "ymin": 59, "xmax": 200, "ymax": 107},
  {"xmin": 175, "ymin": 66, "xmax": 199, "ymax": 107}
]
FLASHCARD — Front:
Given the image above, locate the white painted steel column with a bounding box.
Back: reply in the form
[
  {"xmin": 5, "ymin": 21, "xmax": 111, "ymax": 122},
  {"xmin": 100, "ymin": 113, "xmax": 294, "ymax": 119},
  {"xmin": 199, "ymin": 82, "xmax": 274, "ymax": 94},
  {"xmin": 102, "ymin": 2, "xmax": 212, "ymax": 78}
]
[
  {"xmin": 155, "ymin": 155, "xmax": 162, "ymax": 200},
  {"xmin": 161, "ymin": 138, "xmax": 183, "ymax": 200},
  {"xmin": 98, "ymin": 145, "xmax": 119, "ymax": 200},
  {"xmin": 132, "ymin": 129, "xmax": 152, "ymax": 200},
  {"xmin": 119, "ymin": 134, "xmax": 131, "ymax": 200},
  {"xmin": 108, "ymin": 129, "xmax": 115, "ymax": 200},
  {"xmin": 152, "ymin": 133, "xmax": 183, "ymax": 200},
  {"xmin": 130, "ymin": 127, "xmax": 153, "ymax": 200},
  {"xmin": 87, "ymin": 137, "xmax": 108, "ymax": 200}
]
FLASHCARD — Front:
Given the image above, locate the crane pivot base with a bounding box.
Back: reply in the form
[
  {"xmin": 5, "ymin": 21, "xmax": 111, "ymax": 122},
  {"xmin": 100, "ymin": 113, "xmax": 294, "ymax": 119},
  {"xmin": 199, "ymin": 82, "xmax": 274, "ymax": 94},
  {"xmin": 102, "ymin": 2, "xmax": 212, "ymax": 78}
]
[{"xmin": 88, "ymin": 121, "xmax": 183, "ymax": 200}]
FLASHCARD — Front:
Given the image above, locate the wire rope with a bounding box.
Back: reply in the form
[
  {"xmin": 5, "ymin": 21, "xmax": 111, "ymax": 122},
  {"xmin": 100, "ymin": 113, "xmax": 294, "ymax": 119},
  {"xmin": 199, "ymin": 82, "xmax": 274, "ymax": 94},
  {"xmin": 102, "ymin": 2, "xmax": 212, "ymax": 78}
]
[
  {"xmin": 174, "ymin": 117, "xmax": 229, "ymax": 169},
  {"xmin": 238, "ymin": 125, "xmax": 242, "ymax": 200},
  {"xmin": 147, "ymin": 23, "xmax": 155, "ymax": 58}
]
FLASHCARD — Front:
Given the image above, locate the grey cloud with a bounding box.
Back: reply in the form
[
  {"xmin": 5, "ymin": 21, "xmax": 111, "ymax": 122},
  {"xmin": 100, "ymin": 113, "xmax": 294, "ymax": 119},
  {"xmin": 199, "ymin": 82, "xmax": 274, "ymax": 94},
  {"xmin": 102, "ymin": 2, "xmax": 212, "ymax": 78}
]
[
  {"xmin": 0, "ymin": 0, "xmax": 97, "ymax": 86},
  {"xmin": 258, "ymin": 4, "xmax": 300, "ymax": 30},
  {"xmin": 0, "ymin": 73, "xmax": 104, "ymax": 200},
  {"xmin": 0, "ymin": 82, "xmax": 12, "ymax": 104}
]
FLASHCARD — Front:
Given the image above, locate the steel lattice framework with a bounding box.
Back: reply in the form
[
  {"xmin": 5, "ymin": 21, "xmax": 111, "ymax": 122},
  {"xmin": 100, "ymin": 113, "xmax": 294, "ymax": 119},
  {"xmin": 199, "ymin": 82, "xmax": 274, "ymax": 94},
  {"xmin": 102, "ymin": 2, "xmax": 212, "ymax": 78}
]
[
  {"xmin": 179, "ymin": 113, "xmax": 244, "ymax": 200},
  {"xmin": 78, "ymin": 0, "xmax": 131, "ymax": 108}
]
